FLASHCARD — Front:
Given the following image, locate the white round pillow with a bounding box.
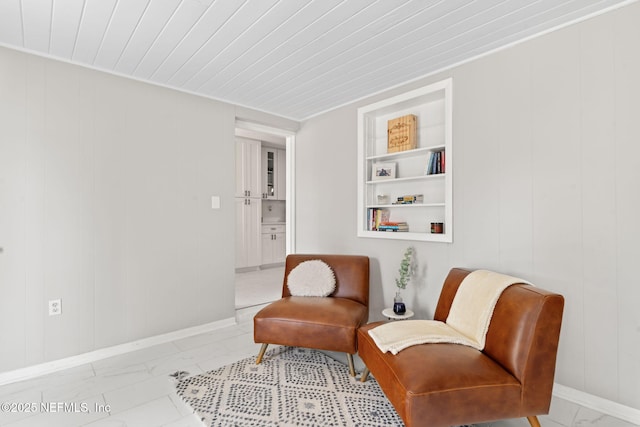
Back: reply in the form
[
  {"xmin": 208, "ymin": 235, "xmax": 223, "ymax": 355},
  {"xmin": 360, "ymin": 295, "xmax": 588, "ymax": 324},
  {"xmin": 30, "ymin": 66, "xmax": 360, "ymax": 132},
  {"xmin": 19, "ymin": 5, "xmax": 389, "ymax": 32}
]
[{"xmin": 287, "ymin": 260, "xmax": 336, "ymax": 297}]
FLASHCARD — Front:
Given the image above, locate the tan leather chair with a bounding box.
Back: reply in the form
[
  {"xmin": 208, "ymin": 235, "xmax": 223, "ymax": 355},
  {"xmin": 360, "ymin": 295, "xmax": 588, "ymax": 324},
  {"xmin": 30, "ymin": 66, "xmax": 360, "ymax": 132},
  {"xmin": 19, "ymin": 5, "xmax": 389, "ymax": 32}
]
[
  {"xmin": 358, "ymin": 268, "xmax": 564, "ymax": 427},
  {"xmin": 253, "ymin": 254, "xmax": 369, "ymax": 376}
]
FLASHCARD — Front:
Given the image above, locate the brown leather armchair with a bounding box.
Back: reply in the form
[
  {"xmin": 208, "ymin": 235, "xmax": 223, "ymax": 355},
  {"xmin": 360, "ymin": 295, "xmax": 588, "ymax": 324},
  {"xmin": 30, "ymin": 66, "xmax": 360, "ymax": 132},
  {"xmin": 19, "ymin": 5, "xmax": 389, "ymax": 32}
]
[
  {"xmin": 358, "ymin": 268, "xmax": 564, "ymax": 427},
  {"xmin": 253, "ymin": 254, "xmax": 369, "ymax": 376}
]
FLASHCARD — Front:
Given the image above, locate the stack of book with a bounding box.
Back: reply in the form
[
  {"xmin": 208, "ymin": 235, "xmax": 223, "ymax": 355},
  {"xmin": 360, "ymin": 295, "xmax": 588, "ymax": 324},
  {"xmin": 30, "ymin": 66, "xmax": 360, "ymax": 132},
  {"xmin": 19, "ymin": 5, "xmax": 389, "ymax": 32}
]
[
  {"xmin": 377, "ymin": 221, "xmax": 409, "ymax": 232},
  {"xmin": 393, "ymin": 194, "xmax": 423, "ymax": 205},
  {"xmin": 426, "ymin": 150, "xmax": 445, "ymax": 175}
]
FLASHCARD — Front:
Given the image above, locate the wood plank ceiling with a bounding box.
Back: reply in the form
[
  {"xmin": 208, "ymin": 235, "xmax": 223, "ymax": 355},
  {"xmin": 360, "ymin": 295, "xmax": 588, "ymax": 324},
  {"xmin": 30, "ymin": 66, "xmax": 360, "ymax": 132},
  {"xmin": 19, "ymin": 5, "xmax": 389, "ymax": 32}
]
[{"xmin": 0, "ymin": 0, "xmax": 634, "ymax": 121}]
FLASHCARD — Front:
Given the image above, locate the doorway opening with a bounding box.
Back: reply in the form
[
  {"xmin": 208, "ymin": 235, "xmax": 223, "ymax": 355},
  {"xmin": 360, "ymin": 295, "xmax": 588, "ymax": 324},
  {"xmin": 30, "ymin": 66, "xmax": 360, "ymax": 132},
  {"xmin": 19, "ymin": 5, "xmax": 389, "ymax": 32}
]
[{"xmin": 234, "ymin": 120, "xmax": 295, "ymax": 311}]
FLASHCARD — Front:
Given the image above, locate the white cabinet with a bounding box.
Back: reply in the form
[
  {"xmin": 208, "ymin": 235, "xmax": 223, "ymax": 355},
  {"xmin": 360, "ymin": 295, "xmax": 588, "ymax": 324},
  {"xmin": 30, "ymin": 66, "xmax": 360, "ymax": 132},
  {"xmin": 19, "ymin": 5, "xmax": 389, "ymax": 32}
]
[
  {"xmin": 261, "ymin": 224, "xmax": 286, "ymax": 265},
  {"xmin": 235, "ymin": 198, "xmax": 261, "ymax": 269},
  {"xmin": 235, "ymin": 137, "xmax": 261, "ymax": 198},
  {"xmin": 236, "ymin": 137, "xmax": 262, "ymax": 269},
  {"xmin": 236, "ymin": 138, "xmax": 286, "ymax": 268},
  {"xmin": 261, "ymin": 147, "xmax": 286, "ymax": 200},
  {"xmin": 357, "ymin": 78, "xmax": 453, "ymax": 242}
]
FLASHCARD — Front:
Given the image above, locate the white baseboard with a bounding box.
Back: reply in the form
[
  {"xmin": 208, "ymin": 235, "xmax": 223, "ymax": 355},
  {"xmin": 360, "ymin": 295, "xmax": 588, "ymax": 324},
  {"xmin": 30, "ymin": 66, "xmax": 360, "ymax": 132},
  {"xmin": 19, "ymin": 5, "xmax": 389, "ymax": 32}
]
[
  {"xmin": 0, "ymin": 317, "xmax": 237, "ymax": 387},
  {"xmin": 235, "ymin": 302, "xmax": 269, "ymax": 324},
  {"xmin": 553, "ymin": 383, "xmax": 640, "ymax": 425},
  {"xmin": 3, "ymin": 324, "xmax": 638, "ymax": 426}
]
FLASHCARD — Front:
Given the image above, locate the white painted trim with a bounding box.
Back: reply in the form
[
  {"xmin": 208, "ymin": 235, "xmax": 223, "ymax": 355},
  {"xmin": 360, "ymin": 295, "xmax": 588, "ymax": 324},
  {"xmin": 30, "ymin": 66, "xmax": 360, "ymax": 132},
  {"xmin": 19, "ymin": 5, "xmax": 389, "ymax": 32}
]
[
  {"xmin": 0, "ymin": 317, "xmax": 236, "ymax": 387},
  {"xmin": 1, "ymin": 322, "xmax": 637, "ymax": 425},
  {"xmin": 285, "ymin": 134, "xmax": 295, "ymax": 255},
  {"xmin": 553, "ymin": 383, "xmax": 640, "ymax": 425},
  {"xmin": 235, "ymin": 120, "xmax": 296, "ymax": 138},
  {"xmin": 356, "ymin": 78, "xmax": 453, "ymax": 242}
]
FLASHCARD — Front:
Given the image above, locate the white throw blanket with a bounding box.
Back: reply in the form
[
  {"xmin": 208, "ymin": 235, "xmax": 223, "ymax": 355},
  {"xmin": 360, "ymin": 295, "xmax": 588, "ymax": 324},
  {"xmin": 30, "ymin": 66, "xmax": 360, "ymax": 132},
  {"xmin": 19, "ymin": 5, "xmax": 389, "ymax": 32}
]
[{"xmin": 369, "ymin": 270, "xmax": 530, "ymax": 355}]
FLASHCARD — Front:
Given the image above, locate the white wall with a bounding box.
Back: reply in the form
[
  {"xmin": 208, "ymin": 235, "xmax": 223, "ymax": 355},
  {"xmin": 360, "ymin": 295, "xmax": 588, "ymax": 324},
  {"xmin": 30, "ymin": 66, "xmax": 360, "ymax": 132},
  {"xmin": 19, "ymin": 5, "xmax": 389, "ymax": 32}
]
[
  {"xmin": 0, "ymin": 47, "xmax": 237, "ymax": 372},
  {"xmin": 295, "ymin": 2, "xmax": 640, "ymax": 410}
]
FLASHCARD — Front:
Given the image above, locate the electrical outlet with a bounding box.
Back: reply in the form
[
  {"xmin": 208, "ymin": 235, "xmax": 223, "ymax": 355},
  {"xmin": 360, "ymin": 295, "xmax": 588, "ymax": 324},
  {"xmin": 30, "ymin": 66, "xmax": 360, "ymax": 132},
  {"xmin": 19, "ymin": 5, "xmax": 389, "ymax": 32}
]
[{"xmin": 48, "ymin": 299, "xmax": 62, "ymax": 316}]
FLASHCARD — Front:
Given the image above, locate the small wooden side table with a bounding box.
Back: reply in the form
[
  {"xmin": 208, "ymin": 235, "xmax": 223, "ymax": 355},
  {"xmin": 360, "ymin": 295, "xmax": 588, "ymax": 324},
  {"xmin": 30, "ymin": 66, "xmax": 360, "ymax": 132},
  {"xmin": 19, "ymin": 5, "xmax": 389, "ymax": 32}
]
[{"xmin": 382, "ymin": 308, "xmax": 415, "ymax": 320}]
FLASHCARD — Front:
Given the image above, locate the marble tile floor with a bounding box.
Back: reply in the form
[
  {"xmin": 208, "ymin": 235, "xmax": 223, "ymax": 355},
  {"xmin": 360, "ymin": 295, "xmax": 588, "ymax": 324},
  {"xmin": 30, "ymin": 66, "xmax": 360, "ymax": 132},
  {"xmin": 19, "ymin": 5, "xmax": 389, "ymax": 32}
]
[
  {"xmin": 0, "ymin": 315, "xmax": 260, "ymax": 427},
  {"xmin": 1, "ymin": 307, "xmax": 637, "ymax": 427},
  {"xmin": 235, "ymin": 265, "xmax": 284, "ymax": 309}
]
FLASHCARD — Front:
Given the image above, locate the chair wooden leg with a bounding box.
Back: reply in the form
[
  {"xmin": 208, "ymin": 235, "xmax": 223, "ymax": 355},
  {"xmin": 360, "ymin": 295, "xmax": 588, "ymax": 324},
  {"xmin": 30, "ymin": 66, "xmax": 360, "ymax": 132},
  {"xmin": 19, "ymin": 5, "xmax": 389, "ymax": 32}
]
[
  {"xmin": 346, "ymin": 353, "xmax": 356, "ymax": 377},
  {"xmin": 360, "ymin": 367, "xmax": 370, "ymax": 383},
  {"xmin": 256, "ymin": 343, "xmax": 269, "ymax": 364},
  {"xmin": 527, "ymin": 416, "xmax": 541, "ymax": 427}
]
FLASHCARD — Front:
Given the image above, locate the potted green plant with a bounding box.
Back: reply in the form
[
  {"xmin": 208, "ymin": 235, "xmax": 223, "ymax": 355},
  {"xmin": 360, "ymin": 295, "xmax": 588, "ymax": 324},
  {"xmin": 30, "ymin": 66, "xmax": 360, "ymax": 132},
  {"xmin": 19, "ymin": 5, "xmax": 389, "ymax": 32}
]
[{"xmin": 393, "ymin": 247, "xmax": 414, "ymax": 314}]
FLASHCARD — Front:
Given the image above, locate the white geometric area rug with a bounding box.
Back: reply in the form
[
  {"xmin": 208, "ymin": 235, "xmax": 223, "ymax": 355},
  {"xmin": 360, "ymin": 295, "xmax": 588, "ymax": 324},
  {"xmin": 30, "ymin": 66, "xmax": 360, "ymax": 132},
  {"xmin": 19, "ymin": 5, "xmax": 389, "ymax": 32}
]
[{"xmin": 175, "ymin": 346, "xmax": 405, "ymax": 426}]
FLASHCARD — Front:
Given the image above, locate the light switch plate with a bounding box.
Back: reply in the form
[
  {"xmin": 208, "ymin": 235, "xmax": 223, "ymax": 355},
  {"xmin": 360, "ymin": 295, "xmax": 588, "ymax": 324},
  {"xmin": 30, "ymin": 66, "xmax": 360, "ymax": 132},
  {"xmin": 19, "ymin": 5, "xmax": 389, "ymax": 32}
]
[{"xmin": 211, "ymin": 196, "xmax": 220, "ymax": 209}]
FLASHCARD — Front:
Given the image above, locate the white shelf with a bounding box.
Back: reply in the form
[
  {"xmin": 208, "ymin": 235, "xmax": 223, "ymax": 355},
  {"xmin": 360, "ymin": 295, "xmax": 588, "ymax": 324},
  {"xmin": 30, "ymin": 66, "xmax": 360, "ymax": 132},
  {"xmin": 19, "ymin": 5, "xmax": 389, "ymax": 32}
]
[
  {"xmin": 357, "ymin": 78, "xmax": 453, "ymax": 243},
  {"xmin": 366, "ymin": 173, "xmax": 445, "ymax": 185},
  {"xmin": 360, "ymin": 230, "xmax": 451, "ymax": 242},
  {"xmin": 366, "ymin": 146, "xmax": 444, "ymax": 161},
  {"xmin": 366, "ymin": 203, "xmax": 445, "ymax": 209}
]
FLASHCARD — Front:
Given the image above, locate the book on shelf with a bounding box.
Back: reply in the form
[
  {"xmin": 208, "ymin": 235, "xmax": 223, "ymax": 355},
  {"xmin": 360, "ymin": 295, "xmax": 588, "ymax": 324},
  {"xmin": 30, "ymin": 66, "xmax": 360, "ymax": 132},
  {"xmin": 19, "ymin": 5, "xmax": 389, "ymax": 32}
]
[
  {"xmin": 367, "ymin": 208, "xmax": 390, "ymax": 231},
  {"xmin": 426, "ymin": 150, "xmax": 445, "ymax": 175},
  {"xmin": 377, "ymin": 221, "xmax": 409, "ymax": 232}
]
